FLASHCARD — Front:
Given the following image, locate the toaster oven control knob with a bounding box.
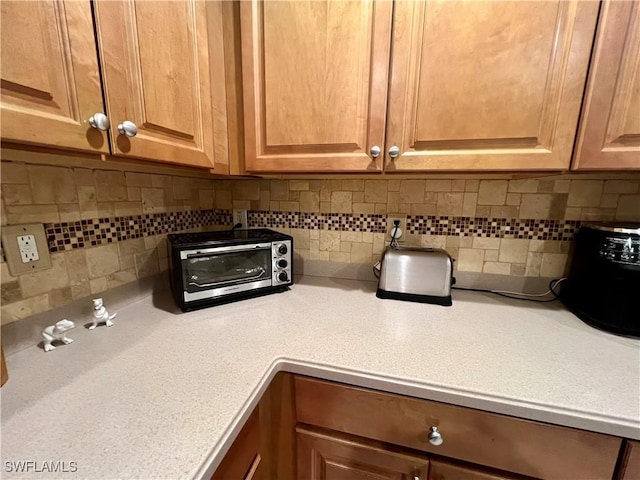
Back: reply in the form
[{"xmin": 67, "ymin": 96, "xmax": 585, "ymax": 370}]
[
  {"xmin": 277, "ymin": 259, "xmax": 288, "ymax": 269},
  {"xmin": 428, "ymin": 426, "xmax": 443, "ymax": 446},
  {"xmin": 278, "ymin": 271, "xmax": 289, "ymax": 282},
  {"xmin": 277, "ymin": 244, "xmax": 288, "ymax": 255}
]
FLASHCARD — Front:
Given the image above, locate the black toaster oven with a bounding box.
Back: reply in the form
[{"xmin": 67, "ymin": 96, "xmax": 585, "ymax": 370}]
[{"xmin": 168, "ymin": 229, "xmax": 293, "ymax": 311}]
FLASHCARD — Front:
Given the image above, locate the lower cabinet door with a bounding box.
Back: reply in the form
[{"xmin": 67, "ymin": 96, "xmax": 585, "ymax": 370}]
[
  {"xmin": 211, "ymin": 409, "xmax": 260, "ymax": 480},
  {"xmin": 296, "ymin": 427, "xmax": 429, "ymax": 480},
  {"xmin": 428, "ymin": 460, "xmax": 521, "ymax": 480}
]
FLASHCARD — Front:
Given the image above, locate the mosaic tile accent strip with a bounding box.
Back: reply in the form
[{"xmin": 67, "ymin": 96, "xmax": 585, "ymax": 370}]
[
  {"xmin": 42, "ymin": 208, "xmax": 581, "ymax": 253},
  {"xmin": 44, "ymin": 209, "xmax": 233, "ymax": 253}
]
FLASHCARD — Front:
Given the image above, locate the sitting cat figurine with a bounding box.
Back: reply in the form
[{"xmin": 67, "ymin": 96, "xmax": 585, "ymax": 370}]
[
  {"xmin": 90, "ymin": 297, "xmax": 116, "ymax": 330},
  {"xmin": 42, "ymin": 319, "xmax": 75, "ymax": 352}
]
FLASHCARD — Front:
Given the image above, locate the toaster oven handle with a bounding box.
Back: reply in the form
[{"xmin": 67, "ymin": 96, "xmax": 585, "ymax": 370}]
[{"xmin": 181, "ymin": 243, "xmax": 272, "ymax": 260}]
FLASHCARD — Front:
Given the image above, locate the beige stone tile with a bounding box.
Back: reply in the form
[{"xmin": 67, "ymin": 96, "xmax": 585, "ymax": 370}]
[
  {"xmin": 308, "ymin": 180, "xmax": 322, "ymax": 192},
  {"xmin": 5, "ymin": 204, "xmax": 59, "ymax": 224},
  {"xmin": 1, "ymin": 162, "xmax": 29, "ymax": 184},
  {"xmin": 616, "ymin": 195, "xmax": 640, "ymax": 221},
  {"xmin": 71, "ymin": 282, "xmax": 91, "ymax": 301},
  {"xmin": 388, "ymin": 179, "xmax": 401, "ymax": 192},
  {"xmin": 451, "ymin": 179, "xmax": 465, "ymax": 192},
  {"xmin": 484, "ymin": 249, "xmax": 499, "ymax": 262},
  {"xmin": 537, "ymin": 180, "xmax": 554, "ymax": 193},
  {"xmin": 564, "ymin": 207, "xmax": 581, "ymax": 220},
  {"xmin": 540, "ymin": 253, "xmax": 568, "ymax": 277},
  {"xmin": 498, "ymin": 239, "xmax": 529, "ymax": 263},
  {"xmin": 459, "ymin": 236, "xmax": 473, "ymax": 248},
  {"xmin": 270, "ymin": 180, "xmax": 289, "ymax": 201},
  {"xmin": 290, "ymin": 229, "xmax": 310, "ymax": 250},
  {"xmin": 600, "ymin": 193, "xmax": 619, "ymax": 209},
  {"xmin": 519, "ymin": 194, "xmax": 553, "ymax": 219},
  {"xmin": 125, "ymin": 172, "xmax": 152, "ymax": 187},
  {"xmin": 462, "ymin": 193, "xmax": 477, "ymax": 217},
  {"xmin": 353, "ymin": 192, "xmax": 365, "ymax": 203},
  {"xmin": 159, "ymin": 257, "xmax": 169, "ymax": 272},
  {"xmin": 341, "ymin": 231, "xmax": 362, "ymax": 242},
  {"xmin": 476, "ymin": 206, "xmax": 491, "ymax": 217},
  {"xmin": 424, "ymin": 192, "xmax": 438, "ymax": 204},
  {"xmin": 436, "ymin": 192, "xmax": 463, "ymax": 216},
  {"xmin": 490, "ymin": 206, "xmax": 519, "ymax": 218},
  {"xmin": 90, "ymin": 277, "xmax": 108, "ymax": 295},
  {"xmin": 420, "ymin": 235, "xmax": 446, "ymax": 249},
  {"xmin": 465, "ymin": 180, "xmax": 480, "ymax": 192},
  {"xmin": 510, "ymin": 264, "xmax": 526, "ymax": 276},
  {"xmin": 257, "ymin": 190, "xmax": 270, "ymax": 211},
  {"xmin": 399, "ymin": 180, "xmax": 425, "ymax": 204},
  {"xmin": 364, "ymin": 180, "xmax": 387, "ymax": 203},
  {"xmin": 19, "ymin": 253, "xmax": 69, "ymax": 296},
  {"xmin": 319, "ymin": 182, "xmax": 332, "ymax": 202},
  {"xmin": 1, "ymin": 262, "xmax": 18, "ymax": 284},
  {"xmin": 340, "ymin": 179, "xmax": 363, "ymax": 191},
  {"xmin": 319, "ymin": 230, "xmax": 341, "ymax": 251},
  {"xmin": 66, "ymin": 249, "xmax": 89, "ymax": 285},
  {"xmin": 107, "ymin": 269, "xmax": 137, "ymax": 289},
  {"xmin": 319, "ymin": 201, "xmax": 331, "ymax": 213},
  {"xmin": 96, "ymin": 202, "xmax": 116, "ymax": 217},
  {"xmin": 2, "ymin": 184, "xmax": 32, "ymax": 204},
  {"xmin": 1, "ymin": 196, "xmax": 6, "ymax": 226},
  {"xmin": 287, "ymin": 180, "xmax": 308, "ymax": 191},
  {"xmin": 506, "ymin": 193, "xmax": 521, "ymax": 206},
  {"xmin": 86, "ymin": 244, "xmax": 120, "ymax": 278},
  {"xmin": 446, "ymin": 236, "xmax": 461, "ymax": 248},
  {"xmin": 125, "ymin": 187, "xmax": 141, "ymax": 202},
  {"xmin": 478, "ymin": 180, "xmax": 508, "ymax": 205},
  {"xmin": 361, "ymin": 232, "xmax": 373, "ymax": 243},
  {"xmin": 310, "ymin": 230, "xmax": 320, "ymax": 240},
  {"xmin": 49, "ymin": 286, "xmax": 73, "ymax": 308},
  {"xmin": 553, "ymin": 180, "xmax": 571, "ymax": 193},
  {"xmin": 397, "ymin": 203, "xmax": 411, "ymax": 214},
  {"xmin": 1, "ymin": 280, "xmax": 22, "ymax": 304},
  {"xmin": 289, "ymin": 191, "xmax": 300, "ymax": 202},
  {"xmin": 279, "ymin": 201, "xmax": 298, "ymax": 211},
  {"xmin": 327, "ymin": 251, "xmax": 349, "ymax": 262},
  {"xmin": 73, "ymin": 168, "xmax": 94, "ymax": 186},
  {"xmin": 483, "ymin": 262, "xmax": 511, "ymax": 275},
  {"xmin": 375, "ymin": 203, "xmax": 388, "ymax": 214},
  {"xmin": 199, "ymin": 189, "xmax": 214, "ymax": 209},
  {"xmin": 310, "ymin": 250, "xmax": 330, "ymax": 261},
  {"xmin": 528, "ymin": 240, "xmax": 560, "ymax": 253},
  {"xmin": 411, "ymin": 204, "xmax": 436, "ymax": 216},
  {"xmin": 525, "ymin": 252, "xmax": 543, "ymax": 276},
  {"xmin": 340, "ymin": 241, "xmax": 352, "ymax": 253},
  {"xmin": 387, "ymin": 191, "xmax": 399, "ymax": 212},
  {"xmin": 78, "ymin": 186, "xmax": 98, "ymax": 219},
  {"xmin": 372, "ymin": 234, "xmax": 386, "ymax": 254},
  {"xmin": 353, "ymin": 203, "xmax": 375, "ymax": 214},
  {"xmin": 135, "ymin": 249, "xmax": 159, "ymax": 278},
  {"xmin": 141, "ymin": 188, "xmax": 166, "ymax": 213},
  {"xmin": 331, "ymin": 191, "xmax": 352, "ymax": 213},
  {"xmin": 508, "ymin": 179, "xmax": 538, "ymax": 193},
  {"xmin": 95, "ymin": 170, "xmax": 127, "ymax": 202},
  {"xmin": 172, "ymin": 177, "xmax": 191, "ymax": 200},
  {"xmin": 29, "ymin": 165, "xmax": 77, "ymax": 204},
  {"xmin": 151, "ymin": 174, "xmax": 172, "ymax": 188},
  {"xmin": 232, "ymin": 180, "xmax": 261, "ymax": 200},
  {"xmin": 473, "ymin": 237, "xmax": 500, "ymax": 249},
  {"xmin": 114, "ymin": 201, "xmax": 142, "ymax": 216},
  {"xmin": 119, "ymin": 254, "xmax": 135, "ymax": 270},
  {"xmin": 457, "ymin": 248, "xmax": 484, "ymax": 272},
  {"xmin": 351, "ymin": 242, "xmax": 372, "ymax": 263},
  {"xmin": 425, "ymin": 180, "xmax": 451, "ymax": 192},
  {"xmin": 119, "ymin": 238, "xmax": 145, "ymax": 257},
  {"xmin": 215, "ymin": 190, "xmax": 232, "ymax": 210},
  {"xmin": 604, "ymin": 180, "xmax": 639, "ymax": 194},
  {"xmin": 567, "ymin": 180, "xmax": 603, "ymax": 207},
  {"xmin": 233, "ymin": 199, "xmax": 252, "ymax": 210},
  {"xmin": 1, "ymin": 293, "xmax": 49, "ymax": 325},
  {"xmin": 582, "ymin": 208, "xmax": 616, "ymax": 221},
  {"xmin": 298, "ymin": 191, "xmax": 319, "ymax": 212}
]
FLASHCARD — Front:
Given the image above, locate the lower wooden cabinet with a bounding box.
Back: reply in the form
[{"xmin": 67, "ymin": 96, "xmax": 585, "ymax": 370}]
[
  {"xmin": 619, "ymin": 440, "xmax": 640, "ymax": 480},
  {"xmin": 296, "ymin": 426, "xmax": 429, "ymax": 480},
  {"xmin": 211, "ymin": 408, "xmax": 261, "ymax": 480}
]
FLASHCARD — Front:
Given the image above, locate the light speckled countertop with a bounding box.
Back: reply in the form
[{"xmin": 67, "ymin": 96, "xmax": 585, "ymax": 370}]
[{"xmin": 2, "ymin": 276, "xmax": 639, "ymax": 479}]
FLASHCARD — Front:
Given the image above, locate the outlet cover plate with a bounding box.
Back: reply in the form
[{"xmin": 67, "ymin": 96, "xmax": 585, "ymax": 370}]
[
  {"xmin": 386, "ymin": 214, "xmax": 407, "ymax": 242},
  {"xmin": 1, "ymin": 224, "xmax": 52, "ymax": 276}
]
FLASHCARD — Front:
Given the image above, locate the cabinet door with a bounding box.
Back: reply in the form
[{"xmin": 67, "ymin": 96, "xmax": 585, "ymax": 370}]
[
  {"xmin": 211, "ymin": 409, "xmax": 261, "ymax": 480},
  {"xmin": 0, "ymin": 1, "xmax": 108, "ymax": 153},
  {"xmin": 241, "ymin": 0, "xmax": 392, "ymax": 173},
  {"xmin": 573, "ymin": 1, "xmax": 640, "ymax": 170},
  {"xmin": 297, "ymin": 427, "xmax": 429, "ymax": 480},
  {"xmin": 93, "ymin": 0, "xmax": 227, "ymax": 170},
  {"xmin": 619, "ymin": 440, "xmax": 640, "ymax": 480},
  {"xmin": 386, "ymin": 1, "xmax": 598, "ymax": 171},
  {"xmin": 428, "ymin": 461, "xmax": 521, "ymax": 480}
]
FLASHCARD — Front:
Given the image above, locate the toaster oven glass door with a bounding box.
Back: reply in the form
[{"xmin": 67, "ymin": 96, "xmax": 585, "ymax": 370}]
[{"xmin": 183, "ymin": 247, "xmax": 272, "ymax": 293}]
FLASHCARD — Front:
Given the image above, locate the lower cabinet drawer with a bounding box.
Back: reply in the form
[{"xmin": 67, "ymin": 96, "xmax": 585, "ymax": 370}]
[{"xmin": 295, "ymin": 376, "xmax": 622, "ymax": 480}]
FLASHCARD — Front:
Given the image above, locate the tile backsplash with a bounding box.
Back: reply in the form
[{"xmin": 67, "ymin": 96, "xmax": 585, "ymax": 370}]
[{"xmin": 2, "ymin": 159, "xmax": 640, "ymax": 323}]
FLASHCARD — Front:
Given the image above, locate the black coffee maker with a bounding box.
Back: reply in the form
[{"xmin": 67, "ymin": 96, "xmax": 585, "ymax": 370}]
[{"xmin": 560, "ymin": 222, "xmax": 640, "ymax": 338}]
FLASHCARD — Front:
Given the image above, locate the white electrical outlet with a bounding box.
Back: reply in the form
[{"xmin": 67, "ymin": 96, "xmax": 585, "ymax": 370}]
[
  {"xmin": 17, "ymin": 235, "xmax": 39, "ymax": 263},
  {"xmin": 386, "ymin": 214, "xmax": 407, "ymax": 242},
  {"xmin": 233, "ymin": 209, "xmax": 248, "ymax": 229}
]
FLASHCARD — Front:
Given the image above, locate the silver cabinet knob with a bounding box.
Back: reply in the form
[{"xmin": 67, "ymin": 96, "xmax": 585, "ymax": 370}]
[
  {"xmin": 89, "ymin": 113, "xmax": 110, "ymax": 131},
  {"xmin": 388, "ymin": 145, "xmax": 400, "ymax": 158},
  {"xmin": 117, "ymin": 121, "xmax": 138, "ymax": 137},
  {"xmin": 370, "ymin": 145, "xmax": 381, "ymax": 158},
  {"xmin": 428, "ymin": 426, "xmax": 443, "ymax": 446}
]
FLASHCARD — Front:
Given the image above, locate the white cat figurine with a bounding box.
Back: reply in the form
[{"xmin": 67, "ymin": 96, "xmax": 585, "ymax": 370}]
[
  {"xmin": 42, "ymin": 319, "xmax": 75, "ymax": 352},
  {"xmin": 90, "ymin": 298, "xmax": 116, "ymax": 330}
]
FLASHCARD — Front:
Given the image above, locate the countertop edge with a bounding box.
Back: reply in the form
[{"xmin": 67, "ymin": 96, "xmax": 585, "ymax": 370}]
[{"xmin": 194, "ymin": 357, "xmax": 640, "ymax": 480}]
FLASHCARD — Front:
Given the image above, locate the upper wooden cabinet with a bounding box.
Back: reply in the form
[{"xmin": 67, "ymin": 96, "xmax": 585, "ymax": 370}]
[
  {"xmin": 1, "ymin": 1, "xmax": 228, "ymax": 172},
  {"xmin": 241, "ymin": 0, "xmax": 599, "ymax": 173},
  {"xmin": 94, "ymin": 0, "xmax": 228, "ymax": 170},
  {"xmin": 0, "ymin": 1, "xmax": 108, "ymax": 153},
  {"xmin": 573, "ymin": 0, "xmax": 640, "ymax": 170},
  {"xmin": 240, "ymin": 0, "xmax": 392, "ymax": 173},
  {"xmin": 386, "ymin": 0, "xmax": 599, "ymax": 172}
]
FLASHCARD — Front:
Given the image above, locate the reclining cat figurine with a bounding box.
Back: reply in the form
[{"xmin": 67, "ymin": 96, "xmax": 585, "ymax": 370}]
[
  {"xmin": 42, "ymin": 319, "xmax": 75, "ymax": 352},
  {"xmin": 90, "ymin": 297, "xmax": 116, "ymax": 330}
]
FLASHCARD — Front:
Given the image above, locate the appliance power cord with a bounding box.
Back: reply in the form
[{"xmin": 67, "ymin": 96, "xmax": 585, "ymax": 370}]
[{"xmin": 452, "ymin": 278, "xmax": 566, "ymax": 303}]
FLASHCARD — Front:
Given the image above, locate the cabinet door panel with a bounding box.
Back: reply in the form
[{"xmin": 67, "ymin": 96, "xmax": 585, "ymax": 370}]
[
  {"xmin": 428, "ymin": 461, "xmax": 520, "ymax": 480},
  {"xmin": 94, "ymin": 0, "xmax": 225, "ymax": 169},
  {"xmin": 573, "ymin": 0, "xmax": 640, "ymax": 170},
  {"xmin": 0, "ymin": 1, "xmax": 107, "ymax": 152},
  {"xmin": 297, "ymin": 427, "xmax": 429, "ymax": 480},
  {"xmin": 241, "ymin": 0, "xmax": 392, "ymax": 172},
  {"xmin": 386, "ymin": 1, "xmax": 598, "ymax": 171}
]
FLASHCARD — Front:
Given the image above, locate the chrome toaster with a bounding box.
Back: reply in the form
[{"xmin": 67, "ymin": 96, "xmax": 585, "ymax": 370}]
[{"xmin": 376, "ymin": 246, "xmax": 455, "ymax": 306}]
